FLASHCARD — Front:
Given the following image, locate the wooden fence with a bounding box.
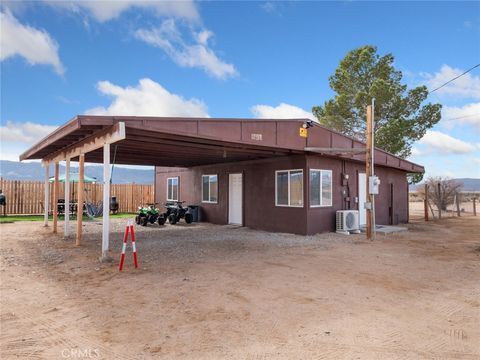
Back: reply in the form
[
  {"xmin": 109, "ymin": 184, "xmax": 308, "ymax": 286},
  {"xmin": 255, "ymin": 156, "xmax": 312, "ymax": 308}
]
[{"xmin": 0, "ymin": 179, "xmax": 154, "ymax": 215}]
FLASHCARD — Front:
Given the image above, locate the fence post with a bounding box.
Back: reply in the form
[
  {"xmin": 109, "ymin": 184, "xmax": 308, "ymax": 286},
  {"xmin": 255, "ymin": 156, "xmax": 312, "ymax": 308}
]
[
  {"xmin": 473, "ymin": 197, "xmax": 477, "ymax": 216},
  {"xmin": 455, "ymin": 193, "xmax": 461, "ymax": 217},
  {"xmin": 437, "ymin": 182, "xmax": 442, "ymax": 219},
  {"xmin": 424, "ymin": 184, "xmax": 429, "ymax": 221}
]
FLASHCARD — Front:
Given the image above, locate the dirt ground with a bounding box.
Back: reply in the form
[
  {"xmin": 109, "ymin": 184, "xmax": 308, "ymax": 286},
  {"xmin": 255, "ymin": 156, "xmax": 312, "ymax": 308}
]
[{"xmin": 1, "ymin": 215, "xmax": 479, "ymax": 360}]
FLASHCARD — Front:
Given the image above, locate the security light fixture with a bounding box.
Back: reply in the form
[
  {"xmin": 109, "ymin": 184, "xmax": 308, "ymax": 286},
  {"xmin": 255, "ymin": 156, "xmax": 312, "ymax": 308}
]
[{"xmin": 302, "ymin": 120, "xmax": 314, "ymax": 129}]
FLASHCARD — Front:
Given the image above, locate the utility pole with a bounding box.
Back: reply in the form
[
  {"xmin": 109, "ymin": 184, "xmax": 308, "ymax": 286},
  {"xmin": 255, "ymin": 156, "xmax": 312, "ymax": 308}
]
[{"xmin": 366, "ymin": 104, "xmax": 373, "ymax": 240}]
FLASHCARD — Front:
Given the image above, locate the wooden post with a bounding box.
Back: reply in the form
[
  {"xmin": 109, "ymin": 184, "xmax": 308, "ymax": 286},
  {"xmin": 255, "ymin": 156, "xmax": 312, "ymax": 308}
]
[
  {"xmin": 43, "ymin": 163, "xmax": 50, "ymax": 226},
  {"xmin": 424, "ymin": 184, "xmax": 429, "ymax": 221},
  {"xmin": 366, "ymin": 105, "xmax": 373, "ymax": 240},
  {"xmin": 102, "ymin": 144, "xmax": 111, "ymax": 260},
  {"xmin": 428, "ymin": 201, "xmax": 436, "ymax": 219},
  {"xmin": 53, "ymin": 162, "xmax": 59, "ymax": 233},
  {"xmin": 437, "ymin": 182, "xmax": 442, "ymax": 219},
  {"xmin": 76, "ymin": 154, "xmax": 85, "ymax": 246},
  {"xmin": 64, "ymin": 158, "xmax": 70, "ymax": 237},
  {"xmin": 456, "ymin": 193, "xmax": 461, "ymax": 217},
  {"xmin": 473, "ymin": 197, "xmax": 477, "ymax": 216}
]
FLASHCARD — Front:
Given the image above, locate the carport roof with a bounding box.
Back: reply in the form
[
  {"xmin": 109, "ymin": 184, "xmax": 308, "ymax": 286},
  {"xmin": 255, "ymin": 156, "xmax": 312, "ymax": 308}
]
[{"xmin": 19, "ymin": 115, "xmax": 424, "ymax": 173}]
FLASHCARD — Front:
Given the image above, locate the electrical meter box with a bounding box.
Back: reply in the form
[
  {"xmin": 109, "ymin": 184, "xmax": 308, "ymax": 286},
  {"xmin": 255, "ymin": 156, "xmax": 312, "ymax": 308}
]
[{"xmin": 369, "ymin": 175, "xmax": 380, "ymax": 195}]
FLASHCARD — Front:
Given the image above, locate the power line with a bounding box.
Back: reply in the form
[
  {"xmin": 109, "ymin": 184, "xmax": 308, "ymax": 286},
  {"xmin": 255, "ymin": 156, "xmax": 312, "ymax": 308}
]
[{"xmin": 429, "ymin": 63, "xmax": 480, "ymax": 94}]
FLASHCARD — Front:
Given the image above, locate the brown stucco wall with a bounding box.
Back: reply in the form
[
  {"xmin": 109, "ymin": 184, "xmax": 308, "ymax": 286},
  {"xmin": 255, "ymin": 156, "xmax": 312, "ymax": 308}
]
[
  {"xmin": 305, "ymin": 155, "xmax": 409, "ymax": 234},
  {"xmin": 156, "ymin": 155, "xmax": 409, "ymax": 235},
  {"xmin": 156, "ymin": 156, "xmax": 308, "ymax": 234},
  {"xmin": 155, "ymin": 167, "xmax": 195, "ymax": 206}
]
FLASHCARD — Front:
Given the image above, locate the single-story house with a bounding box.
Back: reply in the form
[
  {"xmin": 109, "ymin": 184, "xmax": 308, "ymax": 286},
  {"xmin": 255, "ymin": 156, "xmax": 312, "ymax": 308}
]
[
  {"xmin": 20, "ymin": 116, "xmax": 423, "ymax": 249},
  {"xmin": 154, "ymin": 122, "xmax": 421, "ymax": 235}
]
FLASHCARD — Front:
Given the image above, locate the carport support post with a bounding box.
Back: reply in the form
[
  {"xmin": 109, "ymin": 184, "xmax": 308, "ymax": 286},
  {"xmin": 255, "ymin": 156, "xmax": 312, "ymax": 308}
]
[
  {"xmin": 64, "ymin": 158, "xmax": 70, "ymax": 237},
  {"xmin": 53, "ymin": 162, "xmax": 59, "ymax": 234},
  {"xmin": 43, "ymin": 163, "xmax": 50, "ymax": 227},
  {"xmin": 76, "ymin": 154, "xmax": 85, "ymax": 246},
  {"xmin": 101, "ymin": 143, "xmax": 110, "ymax": 260}
]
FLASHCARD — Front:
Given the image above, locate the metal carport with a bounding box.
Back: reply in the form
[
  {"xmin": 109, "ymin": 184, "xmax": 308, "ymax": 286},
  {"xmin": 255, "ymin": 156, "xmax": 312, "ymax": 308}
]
[{"xmin": 20, "ymin": 115, "xmax": 423, "ymax": 259}]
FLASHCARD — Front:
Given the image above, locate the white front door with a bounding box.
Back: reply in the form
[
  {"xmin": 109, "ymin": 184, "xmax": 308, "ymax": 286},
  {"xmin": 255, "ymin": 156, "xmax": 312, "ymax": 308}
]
[
  {"xmin": 228, "ymin": 173, "xmax": 243, "ymax": 225},
  {"xmin": 358, "ymin": 173, "xmax": 367, "ymax": 226}
]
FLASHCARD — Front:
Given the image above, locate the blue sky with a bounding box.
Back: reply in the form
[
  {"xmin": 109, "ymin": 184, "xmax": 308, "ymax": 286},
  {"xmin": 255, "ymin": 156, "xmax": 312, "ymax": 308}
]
[{"xmin": 0, "ymin": 1, "xmax": 479, "ymax": 178}]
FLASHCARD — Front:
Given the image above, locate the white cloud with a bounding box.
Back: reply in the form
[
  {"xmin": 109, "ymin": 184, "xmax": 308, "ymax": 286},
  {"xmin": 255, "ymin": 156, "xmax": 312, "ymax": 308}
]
[
  {"xmin": 410, "ymin": 147, "xmax": 423, "ymax": 157},
  {"xmin": 442, "ymin": 102, "xmax": 480, "ymax": 129},
  {"xmin": 0, "ymin": 10, "xmax": 64, "ymax": 75},
  {"xmin": 423, "ymin": 64, "xmax": 480, "ymax": 99},
  {"xmin": 419, "ymin": 130, "xmax": 476, "ymax": 155},
  {"xmin": 195, "ymin": 29, "xmax": 213, "ymax": 46},
  {"xmin": 134, "ymin": 19, "xmax": 237, "ymax": 80},
  {"xmin": 85, "ymin": 78, "xmax": 209, "ymax": 117},
  {"xmin": 250, "ymin": 103, "xmax": 316, "ymax": 120},
  {"xmin": 0, "ymin": 121, "xmax": 58, "ymax": 161},
  {"xmin": 44, "ymin": 0, "xmax": 199, "ymax": 22},
  {"xmin": 0, "ymin": 121, "xmax": 58, "ymax": 144},
  {"xmin": 260, "ymin": 2, "xmax": 284, "ymax": 16}
]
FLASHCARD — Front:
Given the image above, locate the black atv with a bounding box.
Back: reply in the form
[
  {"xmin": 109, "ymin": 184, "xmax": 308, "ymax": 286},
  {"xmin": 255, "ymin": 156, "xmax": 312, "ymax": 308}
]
[
  {"xmin": 135, "ymin": 204, "xmax": 166, "ymax": 226},
  {"xmin": 163, "ymin": 201, "xmax": 193, "ymax": 225}
]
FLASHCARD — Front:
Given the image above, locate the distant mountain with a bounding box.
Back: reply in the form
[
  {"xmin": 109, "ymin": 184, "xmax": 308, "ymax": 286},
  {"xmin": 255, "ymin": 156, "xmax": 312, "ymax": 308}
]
[
  {"xmin": 0, "ymin": 160, "xmax": 154, "ymax": 184},
  {"xmin": 410, "ymin": 178, "xmax": 480, "ymax": 192}
]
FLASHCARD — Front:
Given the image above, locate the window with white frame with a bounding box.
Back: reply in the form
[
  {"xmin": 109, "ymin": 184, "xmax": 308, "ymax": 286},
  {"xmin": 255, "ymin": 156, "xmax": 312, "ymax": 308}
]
[
  {"xmin": 202, "ymin": 175, "xmax": 218, "ymax": 203},
  {"xmin": 309, "ymin": 169, "xmax": 332, "ymax": 207},
  {"xmin": 167, "ymin": 177, "xmax": 179, "ymax": 201},
  {"xmin": 275, "ymin": 169, "xmax": 304, "ymax": 207}
]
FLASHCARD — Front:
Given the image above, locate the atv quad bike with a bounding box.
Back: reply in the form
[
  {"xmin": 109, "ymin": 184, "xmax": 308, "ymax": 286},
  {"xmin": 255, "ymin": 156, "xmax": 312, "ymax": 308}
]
[
  {"xmin": 135, "ymin": 204, "xmax": 166, "ymax": 226},
  {"xmin": 163, "ymin": 201, "xmax": 193, "ymax": 225}
]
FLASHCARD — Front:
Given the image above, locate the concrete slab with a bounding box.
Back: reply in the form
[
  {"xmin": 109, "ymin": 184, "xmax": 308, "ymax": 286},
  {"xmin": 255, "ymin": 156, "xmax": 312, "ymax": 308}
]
[{"xmin": 360, "ymin": 225, "xmax": 408, "ymax": 234}]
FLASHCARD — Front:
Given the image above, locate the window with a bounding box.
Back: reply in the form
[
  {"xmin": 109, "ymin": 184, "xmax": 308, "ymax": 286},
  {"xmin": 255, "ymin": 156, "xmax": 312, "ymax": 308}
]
[
  {"xmin": 309, "ymin": 169, "xmax": 332, "ymax": 207},
  {"xmin": 167, "ymin": 177, "xmax": 179, "ymax": 201},
  {"xmin": 275, "ymin": 170, "xmax": 304, "ymax": 207},
  {"xmin": 202, "ymin": 175, "xmax": 218, "ymax": 203}
]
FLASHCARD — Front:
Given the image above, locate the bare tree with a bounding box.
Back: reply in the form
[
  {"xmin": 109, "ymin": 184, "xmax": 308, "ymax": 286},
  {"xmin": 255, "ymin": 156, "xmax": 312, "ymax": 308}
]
[{"xmin": 419, "ymin": 177, "xmax": 463, "ymax": 218}]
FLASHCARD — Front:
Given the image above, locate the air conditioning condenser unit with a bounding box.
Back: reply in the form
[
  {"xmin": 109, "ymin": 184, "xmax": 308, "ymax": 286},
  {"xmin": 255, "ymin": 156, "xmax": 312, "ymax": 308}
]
[{"xmin": 336, "ymin": 210, "xmax": 361, "ymax": 235}]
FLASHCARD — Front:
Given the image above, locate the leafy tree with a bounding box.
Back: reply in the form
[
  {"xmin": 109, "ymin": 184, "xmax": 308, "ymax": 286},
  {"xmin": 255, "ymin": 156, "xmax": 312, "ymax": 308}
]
[{"xmin": 312, "ymin": 46, "xmax": 442, "ymax": 164}]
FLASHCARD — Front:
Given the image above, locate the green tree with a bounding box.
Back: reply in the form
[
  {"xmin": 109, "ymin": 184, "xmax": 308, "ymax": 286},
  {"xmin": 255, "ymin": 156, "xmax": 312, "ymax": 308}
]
[{"xmin": 312, "ymin": 46, "xmax": 441, "ymax": 162}]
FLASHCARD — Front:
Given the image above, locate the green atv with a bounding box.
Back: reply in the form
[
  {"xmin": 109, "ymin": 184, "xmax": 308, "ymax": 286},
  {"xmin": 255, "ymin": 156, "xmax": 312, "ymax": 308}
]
[{"xmin": 135, "ymin": 204, "xmax": 166, "ymax": 226}]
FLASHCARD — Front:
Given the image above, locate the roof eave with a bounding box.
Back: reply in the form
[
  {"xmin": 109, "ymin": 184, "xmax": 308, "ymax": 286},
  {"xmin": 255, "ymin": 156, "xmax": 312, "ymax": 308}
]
[{"xmin": 19, "ymin": 115, "xmax": 81, "ymax": 161}]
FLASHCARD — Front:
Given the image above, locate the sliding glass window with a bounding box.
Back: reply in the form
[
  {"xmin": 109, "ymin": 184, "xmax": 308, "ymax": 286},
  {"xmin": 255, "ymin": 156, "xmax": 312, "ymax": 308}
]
[
  {"xmin": 309, "ymin": 169, "xmax": 332, "ymax": 207},
  {"xmin": 275, "ymin": 170, "xmax": 304, "ymax": 207}
]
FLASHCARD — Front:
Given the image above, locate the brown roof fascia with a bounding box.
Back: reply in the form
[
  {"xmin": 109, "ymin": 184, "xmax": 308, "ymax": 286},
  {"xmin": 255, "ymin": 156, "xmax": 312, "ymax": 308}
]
[
  {"xmin": 309, "ymin": 122, "xmax": 424, "ymax": 173},
  {"xmin": 19, "ymin": 116, "xmax": 81, "ymax": 161},
  {"xmin": 19, "ymin": 115, "xmax": 424, "ymax": 173}
]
